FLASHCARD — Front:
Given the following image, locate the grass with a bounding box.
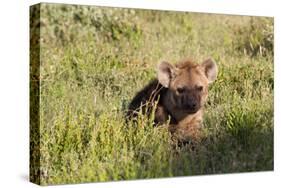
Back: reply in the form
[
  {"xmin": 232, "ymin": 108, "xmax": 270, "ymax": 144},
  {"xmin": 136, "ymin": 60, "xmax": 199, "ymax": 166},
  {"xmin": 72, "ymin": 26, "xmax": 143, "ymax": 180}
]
[{"xmin": 30, "ymin": 3, "xmax": 274, "ymax": 185}]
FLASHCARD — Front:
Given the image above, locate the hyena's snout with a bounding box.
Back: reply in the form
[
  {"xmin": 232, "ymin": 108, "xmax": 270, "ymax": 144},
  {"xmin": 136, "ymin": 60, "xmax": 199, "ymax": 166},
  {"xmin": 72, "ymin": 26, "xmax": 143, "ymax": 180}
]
[
  {"xmin": 182, "ymin": 94, "xmax": 201, "ymax": 113},
  {"xmin": 185, "ymin": 99, "xmax": 198, "ymax": 112}
]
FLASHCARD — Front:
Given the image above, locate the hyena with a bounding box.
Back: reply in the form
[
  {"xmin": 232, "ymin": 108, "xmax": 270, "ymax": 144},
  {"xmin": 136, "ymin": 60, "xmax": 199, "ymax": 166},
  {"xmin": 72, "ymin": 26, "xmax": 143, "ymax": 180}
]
[{"xmin": 126, "ymin": 58, "xmax": 218, "ymax": 143}]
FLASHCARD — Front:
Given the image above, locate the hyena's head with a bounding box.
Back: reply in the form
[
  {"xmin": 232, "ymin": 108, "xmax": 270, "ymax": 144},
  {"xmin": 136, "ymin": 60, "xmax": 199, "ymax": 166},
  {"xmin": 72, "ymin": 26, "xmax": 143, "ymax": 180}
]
[{"xmin": 157, "ymin": 58, "xmax": 218, "ymax": 114}]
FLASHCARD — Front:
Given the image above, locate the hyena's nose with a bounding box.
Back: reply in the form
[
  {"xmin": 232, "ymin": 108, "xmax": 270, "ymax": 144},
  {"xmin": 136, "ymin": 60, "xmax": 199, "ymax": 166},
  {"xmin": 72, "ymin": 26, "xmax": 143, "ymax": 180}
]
[
  {"xmin": 190, "ymin": 102, "xmax": 197, "ymax": 109},
  {"xmin": 183, "ymin": 95, "xmax": 199, "ymax": 112},
  {"xmin": 186, "ymin": 101, "xmax": 197, "ymax": 110}
]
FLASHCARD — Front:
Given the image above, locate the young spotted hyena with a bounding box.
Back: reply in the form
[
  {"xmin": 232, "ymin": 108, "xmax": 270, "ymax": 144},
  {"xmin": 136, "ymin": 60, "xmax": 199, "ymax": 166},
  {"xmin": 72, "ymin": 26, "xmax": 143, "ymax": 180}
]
[{"xmin": 126, "ymin": 58, "xmax": 218, "ymax": 143}]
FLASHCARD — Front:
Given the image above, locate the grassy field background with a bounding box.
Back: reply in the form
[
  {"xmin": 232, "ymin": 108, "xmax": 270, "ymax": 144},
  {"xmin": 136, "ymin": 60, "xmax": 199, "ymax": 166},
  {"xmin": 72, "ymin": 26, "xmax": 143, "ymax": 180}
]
[{"xmin": 30, "ymin": 3, "xmax": 273, "ymax": 185}]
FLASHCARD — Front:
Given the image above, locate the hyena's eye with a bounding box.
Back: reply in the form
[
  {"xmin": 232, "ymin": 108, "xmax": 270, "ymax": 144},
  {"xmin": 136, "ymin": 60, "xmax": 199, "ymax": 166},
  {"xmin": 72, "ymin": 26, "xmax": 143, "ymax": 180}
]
[
  {"xmin": 196, "ymin": 86, "xmax": 203, "ymax": 91},
  {"xmin": 177, "ymin": 87, "xmax": 185, "ymax": 94}
]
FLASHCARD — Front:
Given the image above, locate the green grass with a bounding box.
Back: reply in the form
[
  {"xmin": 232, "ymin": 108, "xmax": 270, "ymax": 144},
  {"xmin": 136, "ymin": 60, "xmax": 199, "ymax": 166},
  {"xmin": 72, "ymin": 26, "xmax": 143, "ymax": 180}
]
[{"xmin": 30, "ymin": 3, "xmax": 273, "ymax": 185}]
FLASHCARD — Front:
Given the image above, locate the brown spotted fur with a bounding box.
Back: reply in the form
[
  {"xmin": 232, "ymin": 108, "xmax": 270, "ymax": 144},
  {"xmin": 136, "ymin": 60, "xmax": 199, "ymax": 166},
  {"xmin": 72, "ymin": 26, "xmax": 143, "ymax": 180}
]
[{"xmin": 126, "ymin": 58, "xmax": 217, "ymax": 143}]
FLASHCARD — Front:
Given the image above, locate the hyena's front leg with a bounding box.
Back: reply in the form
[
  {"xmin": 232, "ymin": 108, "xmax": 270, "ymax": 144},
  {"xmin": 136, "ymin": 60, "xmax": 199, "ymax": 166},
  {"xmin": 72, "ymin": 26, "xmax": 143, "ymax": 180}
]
[{"xmin": 168, "ymin": 120, "xmax": 203, "ymax": 144}]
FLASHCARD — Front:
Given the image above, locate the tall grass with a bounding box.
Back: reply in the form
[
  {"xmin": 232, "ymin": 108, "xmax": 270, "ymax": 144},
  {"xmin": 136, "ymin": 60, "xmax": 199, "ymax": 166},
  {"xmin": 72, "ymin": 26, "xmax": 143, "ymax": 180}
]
[{"xmin": 30, "ymin": 3, "xmax": 273, "ymax": 185}]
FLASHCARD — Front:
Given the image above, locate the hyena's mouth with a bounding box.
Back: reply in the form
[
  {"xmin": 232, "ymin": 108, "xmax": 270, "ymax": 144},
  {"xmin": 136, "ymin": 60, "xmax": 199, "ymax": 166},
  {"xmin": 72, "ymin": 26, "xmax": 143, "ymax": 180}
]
[
  {"xmin": 183, "ymin": 105, "xmax": 201, "ymax": 114},
  {"xmin": 185, "ymin": 109, "xmax": 199, "ymax": 114}
]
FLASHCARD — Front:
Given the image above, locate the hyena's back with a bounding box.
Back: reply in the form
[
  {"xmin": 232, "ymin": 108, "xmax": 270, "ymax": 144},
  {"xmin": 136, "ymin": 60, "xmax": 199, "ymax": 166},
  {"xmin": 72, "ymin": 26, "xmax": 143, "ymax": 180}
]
[{"xmin": 126, "ymin": 79, "xmax": 168, "ymax": 123}]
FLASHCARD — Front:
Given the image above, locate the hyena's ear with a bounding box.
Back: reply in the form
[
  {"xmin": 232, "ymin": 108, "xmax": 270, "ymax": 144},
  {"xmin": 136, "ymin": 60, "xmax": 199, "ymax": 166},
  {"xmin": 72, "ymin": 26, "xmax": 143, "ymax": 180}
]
[
  {"xmin": 157, "ymin": 61, "xmax": 174, "ymax": 88},
  {"xmin": 201, "ymin": 58, "xmax": 218, "ymax": 84}
]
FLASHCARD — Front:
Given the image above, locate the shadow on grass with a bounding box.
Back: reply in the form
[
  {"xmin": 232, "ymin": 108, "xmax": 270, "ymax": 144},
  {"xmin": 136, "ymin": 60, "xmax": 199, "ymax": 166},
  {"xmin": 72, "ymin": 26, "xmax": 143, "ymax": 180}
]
[{"xmin": 170, "ymin": 127, "xmax": 273, "ymax": 176}]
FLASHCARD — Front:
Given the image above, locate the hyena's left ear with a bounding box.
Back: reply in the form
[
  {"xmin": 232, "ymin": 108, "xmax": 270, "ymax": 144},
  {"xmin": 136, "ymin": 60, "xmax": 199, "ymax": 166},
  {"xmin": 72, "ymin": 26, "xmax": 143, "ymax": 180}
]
[
  {"xmin": 201, "ymin": 58, "xmax": 218, "ymax": 84},
  {"xmin": 157, "ymin": 61, "xmax": 175, "ymax": 88}
]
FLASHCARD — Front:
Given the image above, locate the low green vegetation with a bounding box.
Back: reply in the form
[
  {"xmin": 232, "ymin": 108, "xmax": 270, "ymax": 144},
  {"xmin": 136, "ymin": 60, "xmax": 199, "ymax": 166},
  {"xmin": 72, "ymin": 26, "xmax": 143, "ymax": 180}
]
[{"xmin": 31, "ymin": 3, "xmax": 273, "ymax": 185}]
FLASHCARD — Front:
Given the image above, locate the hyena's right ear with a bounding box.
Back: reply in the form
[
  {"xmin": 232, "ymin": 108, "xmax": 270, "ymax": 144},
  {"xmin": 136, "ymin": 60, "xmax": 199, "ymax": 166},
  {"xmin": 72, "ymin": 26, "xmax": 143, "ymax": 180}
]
[
  {"xmin": 201, "ymin": 58, "xmax": 218, "ymax": 84},
  {"xmin": 157, "ymin": 61, "xmax": 174, "ymax": 88}
]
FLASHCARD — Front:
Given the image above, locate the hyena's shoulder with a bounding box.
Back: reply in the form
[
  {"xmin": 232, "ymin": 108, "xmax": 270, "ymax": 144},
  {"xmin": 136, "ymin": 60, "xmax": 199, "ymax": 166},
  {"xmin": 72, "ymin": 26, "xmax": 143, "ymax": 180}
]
[{"xmin": 126, "ymin": 79, "xmax": 167, "ymax": 119}]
